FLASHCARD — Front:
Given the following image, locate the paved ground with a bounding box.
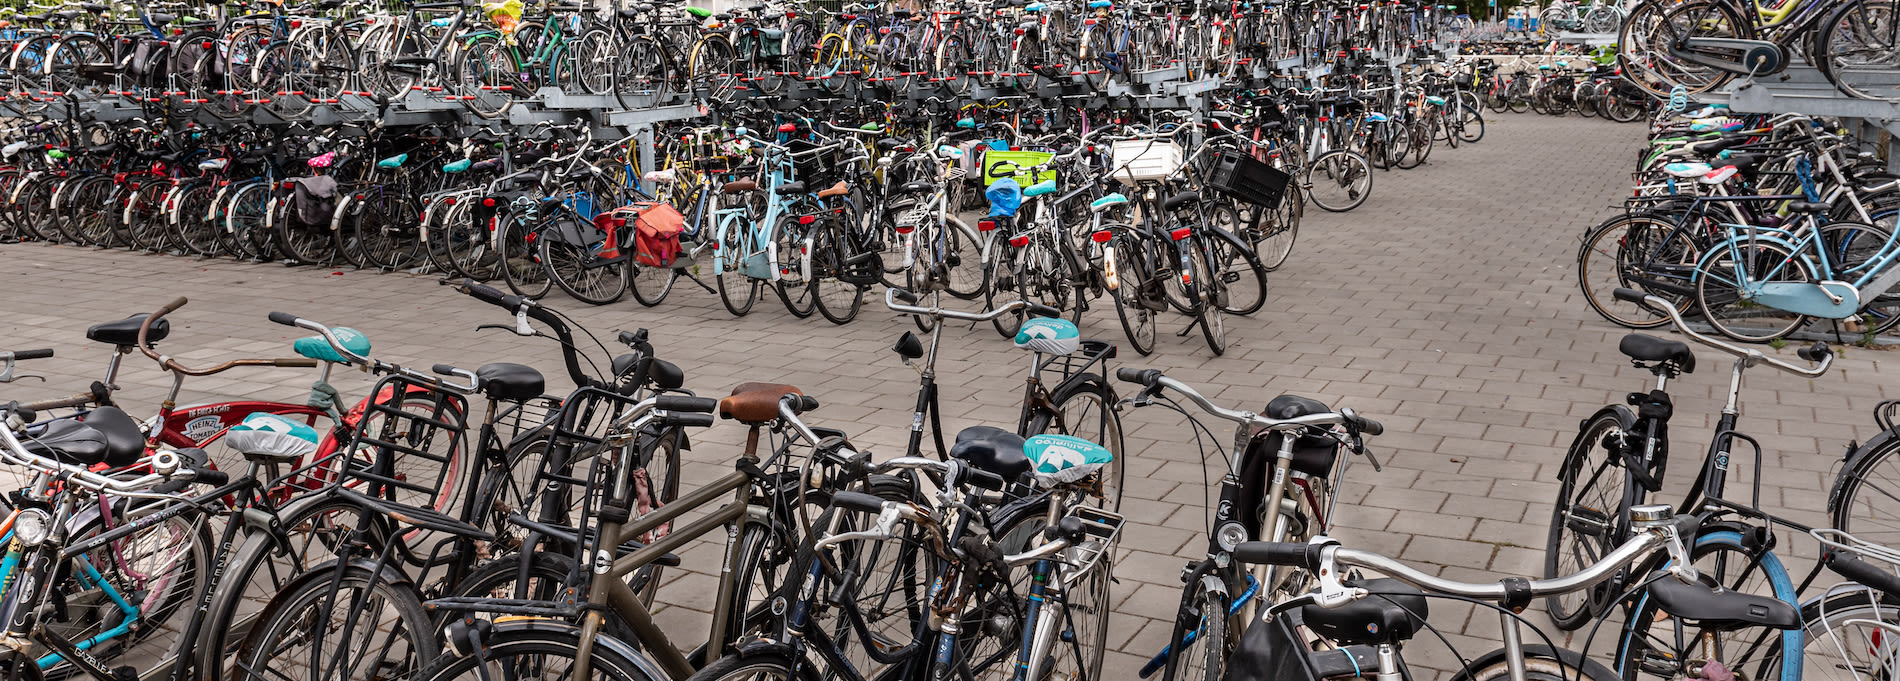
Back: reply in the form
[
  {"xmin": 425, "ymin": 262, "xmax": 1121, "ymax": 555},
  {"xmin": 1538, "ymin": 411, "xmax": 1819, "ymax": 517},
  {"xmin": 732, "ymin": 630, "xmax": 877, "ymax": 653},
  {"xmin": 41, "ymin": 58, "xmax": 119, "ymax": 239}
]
[{"xmin": 4, "ymin": 112, "xmax": 1896, "ymax": 680}]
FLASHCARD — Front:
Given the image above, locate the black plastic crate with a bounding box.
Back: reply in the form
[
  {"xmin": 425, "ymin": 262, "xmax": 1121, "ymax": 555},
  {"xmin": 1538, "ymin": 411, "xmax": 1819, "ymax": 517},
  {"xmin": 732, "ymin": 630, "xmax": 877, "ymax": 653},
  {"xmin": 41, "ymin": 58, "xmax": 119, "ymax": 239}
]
[{"xmin": 1204, "ymin": 149, "xmax": 1291, "ymax": 208}]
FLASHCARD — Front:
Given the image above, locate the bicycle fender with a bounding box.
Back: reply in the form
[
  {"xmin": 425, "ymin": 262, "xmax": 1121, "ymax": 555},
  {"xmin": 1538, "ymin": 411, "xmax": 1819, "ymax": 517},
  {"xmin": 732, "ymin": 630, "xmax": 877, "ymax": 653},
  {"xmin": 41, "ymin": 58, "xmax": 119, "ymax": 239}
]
[
  {"xmin": 1445, "ymin": 645, "xmax": 1617, "ymax": 681},
  {"xmin": 1560, "ymin": 406, "xmax": 1636, "ymax": 484},
  {"xmin": 484, "ymin": 619, "xmax": 673, "ymax": 681},
  {"xmin": 330, "ymin": 194, "xmax": 353, "ymax": 232},
  {"xmin": 1828, "ymin": 428, "xmax": 1900, "ymax": 516}
]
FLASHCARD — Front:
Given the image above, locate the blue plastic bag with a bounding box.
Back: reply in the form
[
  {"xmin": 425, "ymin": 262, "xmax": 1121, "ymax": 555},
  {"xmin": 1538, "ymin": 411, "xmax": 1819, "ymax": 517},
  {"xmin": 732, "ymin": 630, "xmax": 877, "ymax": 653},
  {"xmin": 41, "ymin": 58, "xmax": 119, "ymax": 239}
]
[{"xmin": 986, "ymin": 178, "xmax": 1022, "ymax": 217}]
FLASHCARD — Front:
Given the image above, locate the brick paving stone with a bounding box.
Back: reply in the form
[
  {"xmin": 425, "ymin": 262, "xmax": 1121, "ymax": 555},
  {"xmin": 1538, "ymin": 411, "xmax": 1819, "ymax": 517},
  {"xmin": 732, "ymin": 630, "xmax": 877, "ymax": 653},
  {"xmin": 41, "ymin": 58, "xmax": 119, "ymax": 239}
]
[{"xmin": 3, "ymin": 113, "xmax": 1895, "ymax": 681}]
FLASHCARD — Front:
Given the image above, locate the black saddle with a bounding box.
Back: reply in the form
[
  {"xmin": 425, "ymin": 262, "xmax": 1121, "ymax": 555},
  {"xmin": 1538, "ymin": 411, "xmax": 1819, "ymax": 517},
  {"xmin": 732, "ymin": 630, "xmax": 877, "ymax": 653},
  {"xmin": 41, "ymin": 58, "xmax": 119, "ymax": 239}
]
[
  {"xmin": 951, "ymin": 426, "xmax": 1030, "ymax": 480},
  {"xmin": 1163, "ymin": 190, "xmax": 1199, "ymax": 212},
  {"xmin": 776, "ymin": 180, "xmax": 807, "ymax": 196},
  {"xmin": 1618, "ymin": 334, "xmax": 1695, "ymax": 374},
  {"xmin": 475, "ymin": 363, "xmax": 545, "ymax": 402},
  {"xmin": 1300, "ymin": 578, "xmax": 1429, "ymax": 645},
  {"xmin": 88, "ymin": 313, "xmax": 170, "ymax": 347},
  {"xmin": 1787, "ymin": 199, "xmax": 1830, "ymax": 214},
  {"xmin": 1253, "ymin": 394, "xmax": 1340, "ymax": 478},
  {"xmin": 79, "ymin": 2, "xmax": 108, "ymax": 11},
  {"xmin": 897, "ymin": 180, "xmax": 936, "ymax": 195},
  {"xmin": 1645, "ymin": 571, "xmax": 1800, "ymax": 632},
  {"xmin": 24, "ymin": 407, "xmax": 145, "ymax": 467},
  {"xmin": 876, "ymin": 138, "xmax": 904, "ymax": 151}
]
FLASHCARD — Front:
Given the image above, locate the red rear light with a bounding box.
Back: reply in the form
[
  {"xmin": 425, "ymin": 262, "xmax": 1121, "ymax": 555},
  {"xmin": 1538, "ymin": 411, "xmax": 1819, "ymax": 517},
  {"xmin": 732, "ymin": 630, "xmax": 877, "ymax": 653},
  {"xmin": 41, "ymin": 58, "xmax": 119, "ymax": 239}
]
[
  {"xmin": 219, "ymin": 180, "xmax": 228, "ymax": 187},
  {"xmin": 977, "ymin": 220, "xmax": 996, "ymax": 231},
  {"xmin": 1169, "ymin": 227, "xmax": 1191, "ymax": 241},
  {"xmin": 1009, "ymin": 236, "xmax": 1029, "ymax": 248},
  {"xmin": 1090, "ymin": 230, "xmax": 1111, "ymax": 243},
  {"xmin": 445, "ymin": 197, "xmax": 456, "ymax": 205},
  {"xmin": 482, "ymin": 198, "xmax": 495, "ymax": 207},
  {"xmin": 201, "ymin": 41, "xmax": 212, "ymax": 49},
  {"xmin": 797, "ymin": 215, "xmax": 815, "ymax": 225},
  {"xmin": 785, "ymin": 10, "xmax": 795, "ymax": 17},
  {"xmin": 777, "ymin": 123, "xmax": 796, "ymax": 133},
  {"xmin": 353, "ymin": 194, "xmax": 363, "ymax": 201},
  {"xmin": 290, "ymin": 20, "xmax": 301, "ymax": 28},
  {"xmin": 281, "ymin": 181, "xmax": 294, "ymax": 189},
  {"xmin": 895, "ymin": 225, "xmax": 914, "ymax": 234},
  {"xmin": 1013, "ymin": 27, "xmax": 1025, "ymax": 34}
]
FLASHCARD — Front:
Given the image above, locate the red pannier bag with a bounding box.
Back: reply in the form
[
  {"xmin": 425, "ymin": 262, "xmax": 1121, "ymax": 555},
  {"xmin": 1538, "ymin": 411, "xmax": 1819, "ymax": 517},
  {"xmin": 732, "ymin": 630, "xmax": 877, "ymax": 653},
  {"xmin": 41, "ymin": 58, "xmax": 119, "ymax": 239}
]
[{"xmin": 629, "ymin": 202, "xmax": 686, "ymax": 268}]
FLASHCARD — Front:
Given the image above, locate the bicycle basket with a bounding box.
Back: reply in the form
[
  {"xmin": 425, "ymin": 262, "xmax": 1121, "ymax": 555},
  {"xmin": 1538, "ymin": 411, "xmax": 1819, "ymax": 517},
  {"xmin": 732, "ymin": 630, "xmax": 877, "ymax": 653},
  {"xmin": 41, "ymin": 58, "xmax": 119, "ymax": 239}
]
[
  {"xmin": 982, "ymin": 150, "xmax": 1056, "ymax": 187},
  {"xmin": 1204, "ymin": 149, "xmax": 1291, "ymax": 208},
  {"xmin": 1109, "ymin": 139, "xmax": 1184, "ymax": 185},
  {"xmin": 788, "ymin": 139, "xmax": 839, "ymax": 184}
]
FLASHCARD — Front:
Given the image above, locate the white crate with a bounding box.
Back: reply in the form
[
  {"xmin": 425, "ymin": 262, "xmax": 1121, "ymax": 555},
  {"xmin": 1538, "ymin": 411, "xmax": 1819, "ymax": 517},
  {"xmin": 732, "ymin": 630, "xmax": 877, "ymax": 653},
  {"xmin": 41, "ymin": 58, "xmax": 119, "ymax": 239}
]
[{"xmin": 1110, "ymin": 139, "xmax": 1184, "ymax": 185}]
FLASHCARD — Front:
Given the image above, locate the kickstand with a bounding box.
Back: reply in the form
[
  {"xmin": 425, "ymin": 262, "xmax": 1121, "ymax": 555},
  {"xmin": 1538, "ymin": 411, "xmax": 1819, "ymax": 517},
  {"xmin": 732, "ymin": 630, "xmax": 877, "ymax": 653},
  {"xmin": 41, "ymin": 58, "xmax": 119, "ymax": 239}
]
[{"xmin": 682, "ymin": 270, "xmax": 717, "ymax": 295}]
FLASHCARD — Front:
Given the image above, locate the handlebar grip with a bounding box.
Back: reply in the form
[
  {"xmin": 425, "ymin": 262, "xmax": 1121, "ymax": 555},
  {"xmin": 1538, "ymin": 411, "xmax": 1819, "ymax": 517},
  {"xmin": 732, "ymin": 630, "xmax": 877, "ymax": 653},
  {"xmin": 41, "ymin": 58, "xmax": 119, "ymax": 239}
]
[
  {"xmin": 267, "ymin": 311, "xmax": 302, "ymax": 327},
  {"xmin": 1115, "ymin": 367, "xmax": 1163, "ymax": 386},
  {"xmin": 1025, "ymin": 303, "xmax": 1061, "ymax": 318},
  {"xmin": 1231, "ymin": 541, "xmax": 1327, "ymax": 570},
  {"xmin": 461, "ymin": 278, "xmax": 509, "ymax": 306},
  {"xmin": 190, "ymin": 468, "xmax": 230, "ymax": 487},
  {"xmin": 891, "ymin": 289, "xmax": 919, "ymax": 305},
  {"xmin": 656, "ymin": 395, "xmax": 719, "ymax": 413},
  {"xmin": 1827, "ymin": 551, "xmax": 1900, "ymax": 598},
  {"xmin": 5, "ymin": 402, "xmax": 35, "ymax": 425},
  {"xmin": 1350, "ymin": 414, "xmax": 1384, "ymax": 436},
  {"xmin": 432, "ymin": 363, "xmax": 462, "ymax": 377},
  {"xmin": 664, "ymin": 412, "xmax": 716, "ymax": 428},
  {"xmin": 275, "ymin": 358, "xmax": 319, "ymax": 368},
  {"xmin": 831, "ymin": 490, "xmax": 887, "ymax": 515},
  {"xmin": 785, "ymin": 395, "xmax": 820, "ymax": 415},
  {"xmin": 11, "ymin": 349, "xmax": 53, "ymax": 360},
  {"xmin": 155, "ymin": 296, "xmax": 189, "ymax": 318},
  {"xmin": 1798, "ymin": 341, "xmax": 1832, "ymax": 362},
  {"xmin": 962, "ymin": 466, "xmax": 1008, "ymax": 491},
  {"xmin": 1611, "ymin": 287, "xmax": 1650, "ymax": 304}
]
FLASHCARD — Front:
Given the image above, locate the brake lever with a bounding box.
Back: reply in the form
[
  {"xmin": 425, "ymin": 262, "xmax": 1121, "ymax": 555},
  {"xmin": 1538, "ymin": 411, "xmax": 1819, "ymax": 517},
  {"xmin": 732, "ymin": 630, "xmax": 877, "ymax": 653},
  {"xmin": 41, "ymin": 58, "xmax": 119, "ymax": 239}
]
[
  {"xmin": 0, "ymin": 359, "xmax": 43, "ymax": 383},
  {"xmin": 513, "ymin": 308, "xmax": 534, "ymax": 336}
]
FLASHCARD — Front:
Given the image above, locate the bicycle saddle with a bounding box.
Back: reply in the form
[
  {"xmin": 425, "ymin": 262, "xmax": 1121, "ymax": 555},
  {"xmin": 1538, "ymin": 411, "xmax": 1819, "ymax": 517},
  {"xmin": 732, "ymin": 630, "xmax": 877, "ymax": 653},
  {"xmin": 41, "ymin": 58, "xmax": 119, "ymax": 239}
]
[
  {"xmin": 1089, "ymin": 193, "xmax": 1127, "ymax": 211},
  {"xmin": 377, "ymin": 153, "xmax": 408, "ymax": 169},
  {"xmin": 1787, "ymin": 199, "xmax": 1831, "ymax": 214},
  {"xmin": 1022, "ymin": 180, "xmax": 1057, "ymax": 198},
  {"xmin": 87, "ymin": 313, "xmax": 169, "ymax": 347},
  {"xmin": 897, "ymin": 181, "xmax": 936, "ymax": 195},
  {"xmin": 1162, "ymin": 190, "xmax": 1199, "ymax": 212},
  {"xmin": 475, "ymin": 363, "xmax": 544, "ymax": 402},
  {"xmin": 1023, "ymin": 433, "xmax": 1111, "ymax": 486},
  {"xmin": 442, "ymin": 158, "xmax": 473, "ymax": 173},
  {"xmin": 721, "ymin": 178, "xmax": 759, "ymax": 194},
  {"xmin": 1248, "ymin": 394, "xmax": 1341, "ymax": 478},
  {"xmin": 1644, "ymin": 571, "xmax": 1799, "ymax": 631},
  {"xmin": 951, "ymin": 426, "xmax": 1031, "ymax": 481},
  {"xmin": 816, "ymin": 181, "xmax": 849, "ymax": 199},
  {"xmin": 720, "ymin": 382, "xmax": 802, "ymax": 424},
  {"xmin": 75, "ymin": 406, "xmax": 146, "ymax": 467},
  {"xmin": 22, "ymin": 418, "xmax": 110, "ymax": 466},
  {"xmin": 775, "ymin": 180, "xmax": 807, "ymax": 196},
  {"xmin": 198, "ymin": 158, "xmax": 229, "ymax": 171},
  {"xmin": 225, "ymin": 412, "xmax": 321, "ymax": 463},
  {"xmin": 1014, "ymin": 317, "xmax": 1079, "ymax": 355},
  {"xmin": 1618, "ymin": 334, "xmax": 1695, "ymax": 374},
  {"xmin": 1299, "ymin": 578, "xmax": 1428, "ymax": 646},
  {"xmin": 292, "ymin": 326, "xmax": 371, "ymax": 364}
]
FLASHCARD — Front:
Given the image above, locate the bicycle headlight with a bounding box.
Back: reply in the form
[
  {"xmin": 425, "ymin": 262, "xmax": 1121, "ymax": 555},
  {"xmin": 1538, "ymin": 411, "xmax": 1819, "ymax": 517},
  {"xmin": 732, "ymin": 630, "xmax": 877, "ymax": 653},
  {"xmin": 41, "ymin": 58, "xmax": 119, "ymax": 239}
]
[
  {"xmin": 1215, "ymin": 521, "xmax": 1249, "ymax": 553},
  {"xmin": 14, "ymin": 508, "xmax": 51, "ymax": 547}
]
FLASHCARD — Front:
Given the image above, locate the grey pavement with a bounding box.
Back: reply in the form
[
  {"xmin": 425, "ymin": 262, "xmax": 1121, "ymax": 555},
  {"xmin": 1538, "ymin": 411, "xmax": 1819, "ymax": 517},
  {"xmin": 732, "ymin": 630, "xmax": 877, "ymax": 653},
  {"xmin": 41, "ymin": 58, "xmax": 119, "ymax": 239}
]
[{"xmin": 2, "ymin": 112, "xmax": 1895, "ymax": 680}]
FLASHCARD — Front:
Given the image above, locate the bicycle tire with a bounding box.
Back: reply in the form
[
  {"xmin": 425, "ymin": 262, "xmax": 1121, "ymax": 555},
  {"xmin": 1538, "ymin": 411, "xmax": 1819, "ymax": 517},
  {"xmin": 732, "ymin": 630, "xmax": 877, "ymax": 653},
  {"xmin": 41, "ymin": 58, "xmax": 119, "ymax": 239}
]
[
  {"xmin": 417, "ymin": 622, "xmax": 658, "ymax": 681},
  {"xmin": 1108, "ymin": 228, "xmax": 1158, "ymax": 356},
  {"xmin": 539, "ymin": 218, "xmax": 628, "ymax": 305},
  {"xmin": 1188, "ymin": 236, "xmax": 1227, "ymax": 355},
  {"xmin": 1026, "ymin": 375, "xmax": 1126, "ymax": 512},
  {"xmin": 1452, "ymin": 645, "xmax": 1623, "ymax": 681},
  {"xmin": 231, "ymin": 561, "xmax": 438, "ymax": 681},
  {"xmin": 1576, "ymin": 213, "xmax": 1699, "ymax": 329},
  {"xmin": 773, "ymin": 214, "xmax": 817, "ymax": 318},
  {"xmin": 1784, "ymin": 590, "xmax": 1900, "ymax": 681},
  {"xmin": 38, "ymin": 498, "xmax": 212, "ymax": 681},
  {"xmin": 1617, "ymin": 530, "xmax": 1801, "ymax": 681},
  {"xmin": 1693, "ymin": 239, "xmax": 1814, "ymax": 343},
  {"xmin": 628, "ymin": 262, "xmax": 680, "ymax": 307},
  {"xmin": 688, "ymin": 648, "xmax": 821, "ymax": 681},
  {"xmin": 495, "ymin": 210, "xmax": 552, "ymax": 300},
  {"xmin": 1829, "ymin": 433, "xmax": 1900, "ymax": 556},
  {"xmin": 1545, "ymin": 409, "xmax": 1636, "ymax": 631},
  {"xmin": 1162, "ymin": 584, "xmax": 1229, "ymax": 681},
  {"xmin": 1304, "ymin": 150, "xmax": 1372, "ymax": 213},
  {"xmin": 455, "ymin": 34, "xmax": 517, "ymax": 119},
  {"xmin": 1205, "ymin": 219, "xmax": 1268, "ymax": 316},
  {"xmin": 1456, "ymin": 104, "xmax": 1485, "ymax": 142},
  {"xmin": 813, "ymin": 225, "xmax": 866, "ymax": 325}
]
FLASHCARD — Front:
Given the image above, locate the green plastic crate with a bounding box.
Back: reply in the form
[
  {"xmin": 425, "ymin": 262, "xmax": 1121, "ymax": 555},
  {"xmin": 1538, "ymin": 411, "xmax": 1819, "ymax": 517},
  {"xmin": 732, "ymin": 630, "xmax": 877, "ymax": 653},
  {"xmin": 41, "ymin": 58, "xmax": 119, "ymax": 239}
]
[{"xmin": 981, "ymin": 150, "xmax": 1056, "ymax": 187}]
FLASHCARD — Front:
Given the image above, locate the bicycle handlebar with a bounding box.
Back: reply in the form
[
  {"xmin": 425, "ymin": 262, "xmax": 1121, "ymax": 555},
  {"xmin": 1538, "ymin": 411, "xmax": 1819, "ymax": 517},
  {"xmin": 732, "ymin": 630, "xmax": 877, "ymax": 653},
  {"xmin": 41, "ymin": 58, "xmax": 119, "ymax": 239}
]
[
  {"xmin": 130, "ymin": 298, "xmax": 318, "ymax": 377},
  {"xmin": 1115, "ymin": 367, "xmax": 1383, "ymax": 435},
  {"xmin": 1610, "ymin": 288, "xmax": 1833, "ymax": 377},
  {"xmin": 267, "ymin": 309, "xmax": 477, "ymax": 393},
  {"xmin": 883, "ymin": 288, "xmax": 1059, "ymax": 322}
]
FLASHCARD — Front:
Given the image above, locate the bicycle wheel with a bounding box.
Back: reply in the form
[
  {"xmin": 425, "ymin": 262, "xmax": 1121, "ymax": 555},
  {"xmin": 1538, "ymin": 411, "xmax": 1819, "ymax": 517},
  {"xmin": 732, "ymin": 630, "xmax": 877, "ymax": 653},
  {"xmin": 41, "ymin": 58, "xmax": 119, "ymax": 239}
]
[
  {"xmin": 1162, "ymin": 584, "xmax": 1229, "ymax": 681},
  {"xmin": 39, "ymin": 499, "xmax": 212, "ymax": 681},
  {"xmin": 539, "ymin": 219, "xmax": 628, "ymax": 305},
  {"xmin": 813, "ymin": 225, "xmax": 866, "ymax": 325},
  {"xmin": 274, "ymin": 206, "xmax": 338, "ymax": 265},
  {"xmin": 773, "ymin": 214, "xmax": 816, "ymax": 318},
  {"xmin": 495, "ymin": 210, "xmax": 551, "ymax": 299},
  {"xmin": 1577, "ymin": 213, "xmax": 1701, "ymax": 329},
  {"xmin": 1616, "ymin": 531, "xmax": 1800, "ymax": 681},
  {"xmin": 1204, "ymin": 221, "xmax": 1268, "ymax": 316},
  {"xmin": 232, "ymin": 562, "xmax": 437, "ymax": 681},
  {"xmin": 1455, "ymin": 104, "xmax": 1486, "ymax": 142},
  {"xmin": 1830, "ymin": 436, "xmax": 1900, "ymax": 556},
  {"xmin": 1817, "ymin": 221, "xmax": 1900, "ymax": 336},
  {"xmin": 628, "ymin": 260, "xmax": 680, "ymax": 307},
  {"xmin": 360, "ymin": 194, "xmax": 424, "ymax": 270},
  {"xmin": 1788, "ymin": 590, "xmax": 1900, "ymax": 681},
  {"xmin": 1453, "ymin": 646, "xmax": 1624, "ymax": 681},
  {"xmin": 988, "ymin": 244, "xmax": 1026, "ymax": 338},
  {"xmin": 1545, "ymin": 409, "xmax": 1636, "ymax": 630},
  {"xmin": 686, "ymin": 649, "xmax": 819, "ymax": 681},
  {"xmin": 1694, "ymin": 240, "xmax": 1814, "ymax": 343},
  {"xmin": 414, "ymin": 624, "xmax": 658, "ymax": 681},
  {"xmin": 455, "ymin": 34, "xmax": 518, "ymax": 119},
  {"xmin": 1189, "ymin": 237, "xmax": 1227, "ymax": 355},
  {"xmin": 1253, "ymin": 190, "xmax": 1301, "ymax": 271},
  {"xmin": 1303, "ymin": 150, "xmax": 1372, "ymax": 213},
  {"xmin": 1026, "ymin": 376, "xmax": 1126, "ymax": 512},
  {"xmin": 441, "ymin": 203, "xmax": 498, "ymax": 280},
  {"xmin": 942, "ymin": 215, "xmax": 989, "ymax": 300},
  {"xmin": 1108, "ymin": 230, "xmax": 1158, "ymax": 356}
]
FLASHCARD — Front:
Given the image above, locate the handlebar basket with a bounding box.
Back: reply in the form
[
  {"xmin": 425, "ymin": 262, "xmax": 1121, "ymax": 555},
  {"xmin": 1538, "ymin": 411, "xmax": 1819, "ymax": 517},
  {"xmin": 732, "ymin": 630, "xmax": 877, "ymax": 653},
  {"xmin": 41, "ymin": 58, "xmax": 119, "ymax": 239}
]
[
  {"xmin": 788, "ymin": 139, "xmax": 840, "ymax": 185},
  {"xmin": 1109, "ymin": 138, "xmax": 1184, "ymax": 185},
  {"xmin": 1203, "ymin": 149, "xmax": 1291, "ymax": 208},
  {"xmin": 981, "ymin": 149, "xmax": 1056, "ymax": 187}
]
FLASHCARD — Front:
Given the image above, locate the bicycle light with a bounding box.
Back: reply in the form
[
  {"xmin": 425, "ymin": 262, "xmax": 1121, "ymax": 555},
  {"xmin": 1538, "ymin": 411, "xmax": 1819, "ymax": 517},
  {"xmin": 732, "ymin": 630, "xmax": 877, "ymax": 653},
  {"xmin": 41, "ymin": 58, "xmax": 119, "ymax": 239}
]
[
  {"xmin": 1215, "ymin": 521, "xmax": 1248, "ymax": 552},
  {"xmin": 14, "ymin": 508, "xmax": 50, "ymax": 547}
]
